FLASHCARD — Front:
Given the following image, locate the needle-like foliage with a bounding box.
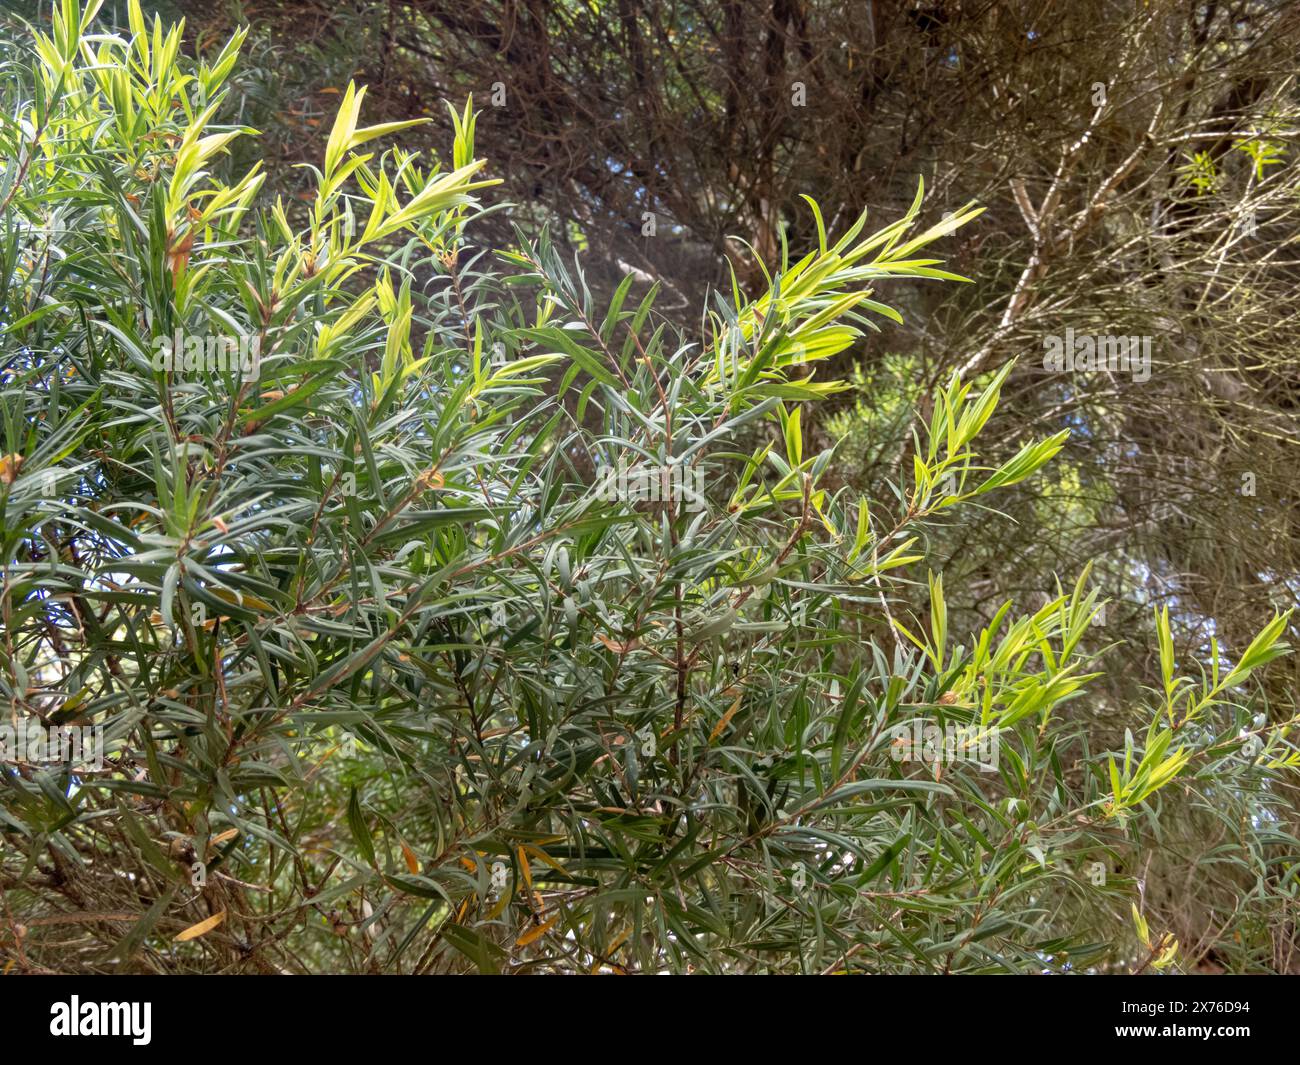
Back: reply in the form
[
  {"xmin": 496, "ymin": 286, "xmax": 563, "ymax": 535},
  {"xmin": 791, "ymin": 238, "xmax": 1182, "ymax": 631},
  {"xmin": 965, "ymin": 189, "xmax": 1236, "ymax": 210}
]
[{"xmin": 0, "ymin": 1, "xmax": 1293, "ymax": 974}]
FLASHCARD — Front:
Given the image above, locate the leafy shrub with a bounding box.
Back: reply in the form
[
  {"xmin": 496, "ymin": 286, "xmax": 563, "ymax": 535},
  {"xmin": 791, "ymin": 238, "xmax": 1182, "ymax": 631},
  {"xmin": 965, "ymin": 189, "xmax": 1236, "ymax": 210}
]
[{"xmin": 0, "ymin": 1, "xmax": 1293, "ymax": 973}]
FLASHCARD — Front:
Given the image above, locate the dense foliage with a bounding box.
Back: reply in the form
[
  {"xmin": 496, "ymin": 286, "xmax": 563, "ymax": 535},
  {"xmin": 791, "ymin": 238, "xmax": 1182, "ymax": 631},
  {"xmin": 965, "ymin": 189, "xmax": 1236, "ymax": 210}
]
[{"xmin": 0, "ymin": 2, "xmax": 1295, "ymax": 974}]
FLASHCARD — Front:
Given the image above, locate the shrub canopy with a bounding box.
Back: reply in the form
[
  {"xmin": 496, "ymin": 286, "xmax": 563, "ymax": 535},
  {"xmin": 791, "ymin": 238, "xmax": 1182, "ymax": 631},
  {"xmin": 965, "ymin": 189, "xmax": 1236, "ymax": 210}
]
[{"xmin": 0, "ymin": 1, "xmax": 1293, "ymax": 974}]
